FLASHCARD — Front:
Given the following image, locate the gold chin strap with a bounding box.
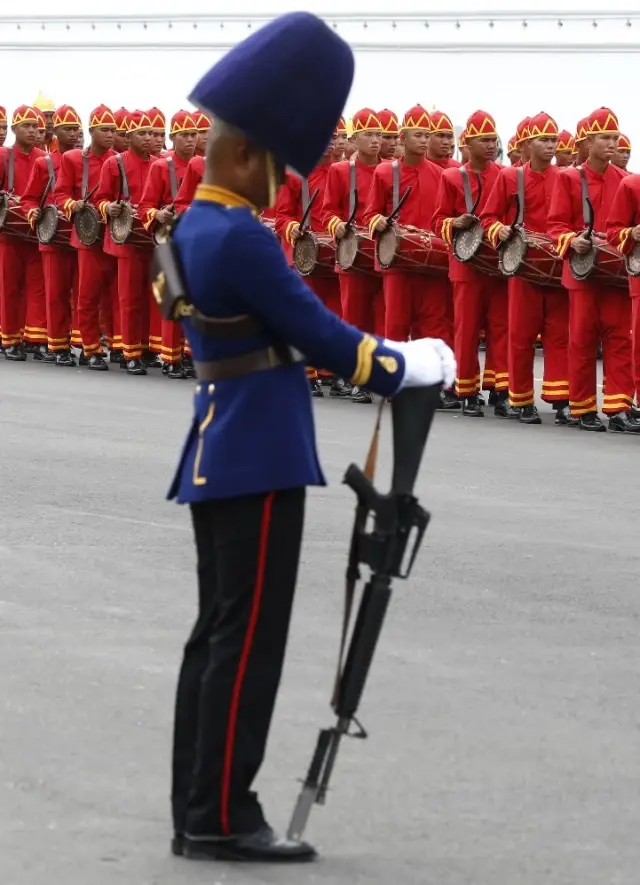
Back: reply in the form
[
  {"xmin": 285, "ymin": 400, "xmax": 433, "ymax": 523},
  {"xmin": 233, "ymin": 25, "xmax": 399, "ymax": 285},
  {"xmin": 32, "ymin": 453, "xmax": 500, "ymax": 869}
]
[{"xmin": 266, "ymin": 151, "xmax": 277, "ymax": 207}]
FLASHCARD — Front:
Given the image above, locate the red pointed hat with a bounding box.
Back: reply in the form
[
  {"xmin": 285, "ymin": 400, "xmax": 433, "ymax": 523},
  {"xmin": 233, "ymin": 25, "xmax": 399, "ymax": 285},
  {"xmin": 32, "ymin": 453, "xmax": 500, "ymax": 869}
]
[
  {"xmin": 53, "ymin": 105, "xmax": 81, "ymax": 128},
  {"xmin": 575, "ymin": 117, "xmax": 589, "ymax": 143},
  {"xmin": 114, "ymin": 107, "xmax": 130, "ymax": 132},
  {"xmin": 335, "ymin": 115, "xmax": 347, "ymax": 135},
  {"xmin": 507, "ymin": 135, "xmax": 518, "ymax": 154},
  {"xmin": 556, "ymin": 129, "xmax": 574, "ymax": 152},
  {"xmin": 128, "ymin": 110, "xmax": 153, "ymax": 132},
  {"xmin": 352, "ymin": 108, "xmax": 382, "ymax": 132},
  {"xmin": 527, "ymin": 112, "xmax": 559, "ymax": 139},
  {"xmin": 146, "ymin": 107, "xmax": 166, "ymax": 130},
  {"xmin": 430, "ymin": 110, "xmax": 454, "ymax": 133},
  {"xmin": 36, "ymin": 112, "xmax": 46, "ymax": 130},
  {"xmin": 585, "ymin": 107, "xmax": 619, "ymax": 135},
  {"xmin": 401, "ymin": 105, "xmax": 430, "ymax": 131},
  {"xmin": 89, "ymin": 105, "xmax": 117, "ymax": 129},
  {"xmin": 170, "ymin": 110, "xmax": 199, "ymax": 134},
  {"xmin": 458, "ymin": 128, "xmax": 467, "ymax": 148},
  {"xmin": 193, "ymin": 109, "xmax": 211, "ymax": 131},
  {"xmin": 515, "ymin": 116, "xmax": 531, "ymax": 144},
  {"xmin": 12, "ymin": 105, "xmax": 40, "ymax": 126},
  {"xmin": 465, "ymin": 110, "xmax": 497, "ymax": 139},
  {"xmin": 618, "ymin": 133, "xmax": 632, "ymax": 151},
  {"xmin": 377, "ymin": 109, "xmax": 399, "ymax": 134},
  {"xmin": 0, "ymin": 107, "xmax": 6, "ymax": 123}
]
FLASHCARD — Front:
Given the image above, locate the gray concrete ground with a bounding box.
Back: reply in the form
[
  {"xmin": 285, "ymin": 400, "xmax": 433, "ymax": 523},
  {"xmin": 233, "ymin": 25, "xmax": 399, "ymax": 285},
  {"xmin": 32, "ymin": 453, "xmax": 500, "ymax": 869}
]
[{"xmin": 1, "ymin": 356, "xmax": 639, "ymax": 885}]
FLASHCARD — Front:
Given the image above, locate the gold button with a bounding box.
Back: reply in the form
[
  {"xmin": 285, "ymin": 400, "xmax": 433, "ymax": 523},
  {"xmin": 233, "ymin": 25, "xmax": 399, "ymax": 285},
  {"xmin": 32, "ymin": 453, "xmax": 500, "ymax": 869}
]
[
  {"xmin": 196, "ymin": 384, "xmax": 201, "ymax": 394},
  {"xmin": 208, "ymin": 383, "xmax": 215, "ymax": 394}
]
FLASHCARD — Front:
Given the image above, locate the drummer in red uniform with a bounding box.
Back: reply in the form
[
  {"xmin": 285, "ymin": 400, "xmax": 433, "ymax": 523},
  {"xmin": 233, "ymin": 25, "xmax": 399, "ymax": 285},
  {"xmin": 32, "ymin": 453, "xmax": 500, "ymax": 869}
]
[
  {"xmin": 0, "ymin": 106, "xmax": 7, "ymax": 147},
  {"xmin": 573, "ymin": 118, "xmax": 590, "ymax": 166},
  {"xmin": 432, "ymin": 110, "xmax": 514, "ymax": 417},
  {"xmin": 113, "ymin": 108, "xmax": 130, "ymax": 153},
  {"xmin": 482, "ymin": 111, "xmax": 573, "ymax": 426},
  {"xmin": 193, "ymin": 109, "xmax": 210, "ymax": 156},
  {"xmin": 458, "ymin": 129, "xmax": 469, "ymax": 164},
  {"xmin": 147, "ymin": 107, "xmax": 166, "ymax": 157},
  {"xmin": 377, "ymin": 109, "xmax": 399, "ymax": 161},
  {"xmin": 506, "ymin": 136, "xmax": 520, "ymax": 166},
  {"xmin": 548, "ymin": 106, "xmax": 638, "ymax": 432},
  {"xmin": 22, "ymin": 104, "xmax": 82, "ymax": 365},
  {"xmin": 612, "ymin": 133, "xmax": 631, "ymax": 171},
  {"xmin": 555, "ymin": 130, "xmax": 574, "ymax": 168},
  {"xmin": 514, "ymin": 118, "xmax": 531, "ymax": 166},
  {"xmin": 427, "ymin": 111, "xmax": 460, "ymax": 169}
]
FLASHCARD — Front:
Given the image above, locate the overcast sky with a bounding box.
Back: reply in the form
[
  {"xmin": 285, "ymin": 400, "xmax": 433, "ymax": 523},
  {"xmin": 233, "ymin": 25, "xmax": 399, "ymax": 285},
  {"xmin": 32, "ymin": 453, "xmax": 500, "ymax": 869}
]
[{"xmin": 3, "ymin": 2, "xmax": 638, "ymax": 162}]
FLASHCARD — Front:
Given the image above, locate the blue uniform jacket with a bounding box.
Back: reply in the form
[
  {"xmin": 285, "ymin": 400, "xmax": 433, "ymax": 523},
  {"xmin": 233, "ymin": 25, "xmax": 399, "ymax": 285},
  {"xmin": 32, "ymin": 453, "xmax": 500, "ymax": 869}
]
[{"xmin": 167, "ymin": 184, "xmax": 406, "ymax": 504}]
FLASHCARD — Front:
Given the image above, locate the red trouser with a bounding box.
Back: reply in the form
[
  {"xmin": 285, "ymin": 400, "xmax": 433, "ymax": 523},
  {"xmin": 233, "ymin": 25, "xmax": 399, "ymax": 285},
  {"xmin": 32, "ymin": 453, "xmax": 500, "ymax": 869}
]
[
  {"xmin": 117, "ymin": 254, "xmax": 152, "ymax": 361},
  {"xmin": 508, "ymin": 278, "xmax": 569, "ymax": 408},
  {"xmin": 383, "ymin": 272, "xmax": 453, "ymax": 345},
  {"xmin": 146, "ymin": 292, "xmax": 163, "ymax": 355},
  {"xmin": 631, "ymin": 296, "xmax": 640, "ymax": 404},
  {"xmin": 77, "ymin": 250, "xmax": 118, "ymax": 355},
  {"xmin": 453, "ymin": 277, "xmax": 508, "ymax": 398},
  {"xmin": 568, "ymin": 285, "xmax": 633, "ymax": 416},
  {"xmin": 0, "ymin": 238, "xmax": 47, "ymax": 346},
  {"xmin": 42, "ymin": 249, "xmax": 77, "ymax": 352},
  {"xmin": 339, "ymin": 273, "xmax": 384, "ymax": 335}
]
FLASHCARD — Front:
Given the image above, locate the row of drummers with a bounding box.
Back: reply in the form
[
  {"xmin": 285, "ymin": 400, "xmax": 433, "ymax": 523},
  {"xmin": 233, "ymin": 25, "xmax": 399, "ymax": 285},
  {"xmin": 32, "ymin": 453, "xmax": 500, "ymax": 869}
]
[
  {"xmin": 0, "ymin": 102, "xmax": 211, "ymax": 377},
  {"xmin": 266, "ymin": 105, "xmax": 640, "ymax": 431}
]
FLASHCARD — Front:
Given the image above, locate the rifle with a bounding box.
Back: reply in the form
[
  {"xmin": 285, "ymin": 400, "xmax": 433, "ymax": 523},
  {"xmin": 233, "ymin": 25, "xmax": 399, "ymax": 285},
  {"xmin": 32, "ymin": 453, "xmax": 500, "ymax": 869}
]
[{"xmin": 287, "ymin": 383, "xmax": 442, "ymax": 841}]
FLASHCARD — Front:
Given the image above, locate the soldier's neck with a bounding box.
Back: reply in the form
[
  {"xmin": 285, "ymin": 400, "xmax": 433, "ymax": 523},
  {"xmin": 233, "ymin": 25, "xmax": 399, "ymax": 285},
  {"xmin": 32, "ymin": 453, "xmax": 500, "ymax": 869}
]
[
  {"xmin": 90, "ymin": 140, "xmax": 108, "ymax": 157},
  {"xmin": 467, "ymin": 157, "xmax": 489, "ymax": 173},
  {"xmin": 356, "ymin": 151, "xmax": 377, "ymax": 166},
  {"xmin": 587, "ymin": 156, "xmax": 608, "ymax": 175}
]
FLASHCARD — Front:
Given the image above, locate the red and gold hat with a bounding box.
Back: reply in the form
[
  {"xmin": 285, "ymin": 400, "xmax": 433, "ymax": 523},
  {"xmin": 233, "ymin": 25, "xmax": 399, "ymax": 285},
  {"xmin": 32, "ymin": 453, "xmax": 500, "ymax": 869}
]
[
  {"xmin": 465, "ymin": 110, "xmax": 498, "ymax": 139},
  {"xmin": 527, "ymin": 111, "xmax": 559, "ymax": 139},
  {"xmin": 128, "ymin": 110, "xmax": 153, "ymax": 132},
  {"xmin": 193, "ymin": 109, "xmax": 211, "ymax": 131},
  {"xmin": 507, "ymin": 135, "xmax": 518, "ymax": 155},
  {"xmin": 335, "ymin": 115, "xmax": 347, "ymax": 135},
  {"xmin": 401, "ymin": 104, "xmax": 430, "ymax": 131},
  {"xmin": 618, "ymin": 133, "xmax": 631, "ymax": 152},
  {"xmin": 556, "ymin": 129, "xmax": 574, "ymax": 152},
  {"xmin": 89, "ymin": 105, "xmax": 117, "ymax": 129},
  {"xmin": 377, "ymin": 109, "xmax": 399, "ymax": 134},
  {"xmin": 515, "ymin": 116, "xmax": 531, "ymax": 145},
  {"xmin": 584, "ymin": 107, "xmax": 619, "ymax": 136},
  {"xmin": 430, "ymin": 110, "xmax": 454, "ymax": 134},
  {"xmin": 146, "ymin": 107, "xmax": 166, "ymax": 131},
  {"xmin": 53, "ymin": 105, "xmax": 81, "ymax": 128},
  {"xmin": 114, "ymin": 107, "xmax": 130, "ymax": 133},
  {"xmin": 0, "ymin": 107, "xmax": 6, "ymax": 124},
  {"xmin": 352, "ymin": 108, "xmax": 382, "ymax": 132},
  {"xmin": 36, "ymin": 112, "xmax": 46, "ymax": 130},
  {"xmin": 170, "ymin": 109, "xmax": 198, "ymax": 135},
  {"xmin": 12, "ymin": 105, "xmax": 40, "ymax": 126},
  {"xmin": 575, "ymin": 117, "xmax": 589, "ymax": 143},
  {"xmin": 459, "ymin": 128, "xmax": 467, "ymax": 148}
]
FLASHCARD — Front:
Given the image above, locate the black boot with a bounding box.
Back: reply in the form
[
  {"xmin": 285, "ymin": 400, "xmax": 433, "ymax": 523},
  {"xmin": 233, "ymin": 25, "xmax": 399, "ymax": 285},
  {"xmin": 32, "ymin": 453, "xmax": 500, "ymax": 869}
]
[
  {"xmin": 329, "ymin": 377, "xmax": 351, "ymax": 397},
  {"xmin": 519, "ymin": 404, "xmax": 542, "ymax": 425},
  {"xmin": 167, "ymin": 362, "xmax": 186, "ymax": 380},
  {"xmin": 579, "ymin": 411, "xmax": 606, "ymax": 432},
  {"xmin": 554, "ymin": 405, "xmax": 579, "ymax": 426},
  {"xmin": 109, "ymin": 350, "xmax": 123, "ymax": 365},
  {"xmin": 351, "ymin": 385, "xmax": 373, "ymax": 404},
  {"xmin": 42, "ymin": 349, "xmax": 58, "ymax": 364},
  {"xmin": 142, "ymin": 350, "xmax": 163, "ymax": 369},
  {"xmin": 182, "ymin": 355, "xmax": 196, "ymax": 379},
  {"xmin": 309, "ymin": 378, "xmax": 324, "ymax": 398},
  {"xmin": 4, "ymin": 344, "xmax": 26, "ymax": 361},
  {"xmin": 437, "ymin": 388, "xmax": 461, "ymax": 411},
  {"xmin": 608, "ymin": 411, "xmax": 640, "ymax": 433},
  {"xmin": 463, "ymin": 395, "xmax": 484, "ymax": 417},
  {"xmin": 124, "ymin": 359, "xmax": 147, "ymax": 376},
  {"xmin": 87, "ymin": 354, "xmax": 108, "ymax": 371},
  {"xmin": 494, "ymin": 392, "xmax": 520, "ymax": 419},
  {"xmin": 32, "ymin": 344, "xmax": 49, "ymax": 361},
  {"xmin": 181, "ymin": 824, "xmax": 316, "ymax": 864},
  {"xmin": 56, "ymin": 349, "xmax": 76, "ymax": 367}
]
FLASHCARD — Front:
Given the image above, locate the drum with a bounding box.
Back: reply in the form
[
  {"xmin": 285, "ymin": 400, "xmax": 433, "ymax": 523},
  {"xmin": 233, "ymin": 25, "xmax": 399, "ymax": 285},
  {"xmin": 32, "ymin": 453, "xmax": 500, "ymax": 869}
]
[
  {"xmin": 74, "ymin": 204, "xmax": 103, "ymax": 246},
  {"xmin": 109, "ymin": 202, "xmax": 153, "ymax": 249},
  {"xmin": 376, "ymin": 225, "xmax": 449, "ymax": 276},
  {"xmin": 569, "ymin": 240, "xmax": 628, "ymax": 288},
  {"xmin": 452, "ymin": 218, "xmax": 501, "ymax": 276},
  {"xmin": 0, "ymin": 193, "xmax": 34, "ymax": 241},
  {"xmin": 498, "ymin": 228, "xmax": 562, "ymax": 287},
  {"xmin": 336, "ymin": 226, "xmax": 375, "ymax": 273},
  {"xmin": 293, "ymin": 230, "xmax": 336, "ymax": 277},
  {"xmin": 625, "ymin": 242, "xmax": 640, "ymax": 278},
  {"xmin": 36, "ymin": 205, "xmax": 73, "ymax": 249}
]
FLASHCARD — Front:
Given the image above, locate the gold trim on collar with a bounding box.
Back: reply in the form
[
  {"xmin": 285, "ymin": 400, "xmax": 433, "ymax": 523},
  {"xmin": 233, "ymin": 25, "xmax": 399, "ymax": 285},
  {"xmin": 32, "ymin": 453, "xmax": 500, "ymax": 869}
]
[{"xmin": 194, "ymin": 184, "xmax": 258, "ymax": 214}]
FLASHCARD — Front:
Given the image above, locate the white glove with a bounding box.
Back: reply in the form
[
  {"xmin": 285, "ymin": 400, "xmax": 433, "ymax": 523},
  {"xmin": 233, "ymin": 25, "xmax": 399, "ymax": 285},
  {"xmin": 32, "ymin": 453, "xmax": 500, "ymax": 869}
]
[{"xmin": 384, "ymin": 338, "xmax": 456, "ymax": 390}]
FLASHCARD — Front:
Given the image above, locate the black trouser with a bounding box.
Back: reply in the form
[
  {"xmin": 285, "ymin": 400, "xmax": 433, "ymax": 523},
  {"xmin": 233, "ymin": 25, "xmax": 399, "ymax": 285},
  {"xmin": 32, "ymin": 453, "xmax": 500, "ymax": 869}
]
[{"xmin": 172, "ymin": 487, "xmax": 306, "ymax": 838}]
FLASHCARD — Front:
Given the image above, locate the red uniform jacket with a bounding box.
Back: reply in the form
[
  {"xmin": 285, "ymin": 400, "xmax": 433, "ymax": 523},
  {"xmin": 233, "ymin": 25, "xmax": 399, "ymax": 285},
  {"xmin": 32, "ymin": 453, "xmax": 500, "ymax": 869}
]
[
  {"xmin": 322, "ymin": 156, "xmax": 379, "ymax": 274},
  {"xmin": 428, "ymin": 157, "xmax": 461, "ymax": 170},
  {"xmin": 432, "ymin": 161, "xmax": 502, "ymax": 282},
  {"xmin": 139, "ymin": 150, "xmax": 191, "ymax": 231},
  {"xmin": 274, "ymin": 163, "xmax": 332, "ymax": 265},
  {"xmin": 174, "ymin": 155, "xmax": 205, "ymax": 214},
  {"xmin": 606, "ymin": 173, "xmax": 640, "ymax": 296},
  {"xmin": 95, "ymin": 148, "xmax": 153, "ymax": 257},
  {"xmin": 53, "ymin": 147, "xmax": 116, "ymax": 251},
  {"xmin": 21, "ymin": 151, "xmax": 65, "ymax": 253},
  {"xmin": 363, "ymin": 157, "xmax": 443, "ymax": 235},
  {"xmin": 0, "ymin": 145, "xmax": 45, "ymax": 243},
  {"xmin": 547, "ymin": 161, "xmax": 626, "ymax": 290},
  {"xmin": 481, "ymin": 162, "xmax": 560, "ymax": 246}
]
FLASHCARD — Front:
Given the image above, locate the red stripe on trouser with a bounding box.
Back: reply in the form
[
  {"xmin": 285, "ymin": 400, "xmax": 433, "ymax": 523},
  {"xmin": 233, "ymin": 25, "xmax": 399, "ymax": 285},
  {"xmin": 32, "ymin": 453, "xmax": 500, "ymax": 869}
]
[
  {"xmin": 453, "ymin": 278, "xmax": 508, "ymax": 397},
  {"xmin": 0, "ymin": 239, "xmax": 46, "ymax": 344},
  {"xmin": 220, "ymin": 491, "xmax": 275, "ymax": 836},
  {"xmin": 161, "ymin": 317, "xmax": 183, "ymax": 363},
  {"xmin": 632, "ymin": 296, "xmax": 640, "ymax": 403},
  {"xmin": 117, "ymin": 254, "xmax": 151, "ymax": 360},
  {"xmin": 42, "ymin": 249, "xmax": 76, "ymax": 350},
  {"xmin": 78, "ymin": 250, "xmax": 118, "ymax": 354}
]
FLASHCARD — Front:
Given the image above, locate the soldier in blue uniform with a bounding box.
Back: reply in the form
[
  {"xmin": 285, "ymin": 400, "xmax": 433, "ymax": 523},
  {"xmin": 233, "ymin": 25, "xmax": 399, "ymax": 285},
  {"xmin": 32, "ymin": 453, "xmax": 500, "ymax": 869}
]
[{"xmin": 166, "ymin": 12, "xmax": 455, "ymax": 864}]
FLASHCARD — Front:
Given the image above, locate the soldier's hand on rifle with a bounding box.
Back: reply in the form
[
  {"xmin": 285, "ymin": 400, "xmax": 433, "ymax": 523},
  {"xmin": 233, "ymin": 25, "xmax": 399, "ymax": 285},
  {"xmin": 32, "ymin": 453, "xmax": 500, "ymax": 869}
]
[
  {"xmin": 452, "ymin": 213, "xmax": 475, "ymax": 230},
  {"xmin": 373, "ymin": 216, "xmax": 387, "ymax": 233},
  {"xmin": 333, "ymin": 221, "xmax": 347, "ymax": 239},
  {"xmin": 155, "ymin": 206, "xmax": 174, "ymax": 225},
  {"xmin": 289, "ymin": 222, "xmax": 302, "ymax": 242},
  {"xmin": 497, "ymin": 224, "xmax": 512, "ymax": 242},
  {"xmin": 384, "ymin": 337, "xmax": 456, "ymax": 389},
  {"xmin": 570, "ymin": 232, "xmax": 592, "ymax": 254},
  {"xmin": 632, "ymin": 225, "xmax": 640, "ymax": 243},
  {"xmin": 107, "ymin": 202, "xmax": 123, "ymax": 218},
  {"xmin": 69, "ymin": 200, "xmax": 85, "ymax": 213}
]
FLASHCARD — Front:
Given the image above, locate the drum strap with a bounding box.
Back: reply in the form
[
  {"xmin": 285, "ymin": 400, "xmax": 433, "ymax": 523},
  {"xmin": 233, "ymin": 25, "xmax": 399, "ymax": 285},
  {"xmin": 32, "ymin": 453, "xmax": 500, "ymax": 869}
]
[
  {"xmin": 515, "ymin": 167, "xmax": 525, "ymax": 226},
  {"xmin": 348, "ymin": 156, "xmax": 357, "ymax": 217},
  {"xmin": 578, "ymin": 166, "xmax": 592, "ymax": 229},
  {"xmin": 460, "ymin": 167, "xmax": 474, "ymax": 213},
  {"xmin": 6, "ymin": 147, "xmax": 14, "ymax": 193},
  {"xmin": 45, "ymin": 154, "xmax": 56, "ymax": 190},
  {"xmin": 115, "ymin": 153, "xmax": 130, "ymax": 202},
  {"xmin": 391, "ymin": 159, "xmax": 400, "ymax": 209},
  {"xmin": 81, "ymin": 149, "xmax": 90, "ymax": 200},
  {"xmin": 166, "ymin": 156, "xmax": 178, "ymax": 201},
  {"xmin": 301, "ymin": 176, "xmax": 310, "ymax": 214}
]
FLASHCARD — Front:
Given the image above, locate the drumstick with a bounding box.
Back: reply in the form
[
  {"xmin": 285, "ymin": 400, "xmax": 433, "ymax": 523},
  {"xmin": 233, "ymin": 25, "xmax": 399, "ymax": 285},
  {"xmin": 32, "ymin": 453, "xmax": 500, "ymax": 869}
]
[
  {"xmin": 84, "ymin": 182, "xmax": 99, "ymax": 204},
  {"xmin": 38, "ymin": 179, "xmax": 52, "ymax": 213},
  {"xmin": 470, "ymin": 173, "xmax": 483, "ymax": 215},
  {"xmin": 345, "ymin": 190, "xmax": 359, "ymax": 230},
  {"xmin": 386, "ymin": 185, "xmax": 412, "ymax": 225},
  {"xmin": 585, "ymin": 196, "xmax": 595, "ymax": 241},
  {"xmin": 300, "ymin": 188, "xmax": 319, "ymax": 232}
]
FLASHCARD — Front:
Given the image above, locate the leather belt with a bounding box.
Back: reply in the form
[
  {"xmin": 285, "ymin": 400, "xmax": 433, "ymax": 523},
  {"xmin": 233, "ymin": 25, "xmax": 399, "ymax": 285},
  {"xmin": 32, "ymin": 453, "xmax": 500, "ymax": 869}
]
[{"xmin": 194, "ymin": 346, "xmax": 304, "ymax": 382}]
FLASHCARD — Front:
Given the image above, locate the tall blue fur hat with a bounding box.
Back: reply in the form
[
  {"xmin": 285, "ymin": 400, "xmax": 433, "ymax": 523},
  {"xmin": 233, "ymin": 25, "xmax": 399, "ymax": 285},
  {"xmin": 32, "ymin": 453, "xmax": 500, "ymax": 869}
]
[{"xmin": 188, "ymin": 12, "xmax": 354, "ymax": 177}]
